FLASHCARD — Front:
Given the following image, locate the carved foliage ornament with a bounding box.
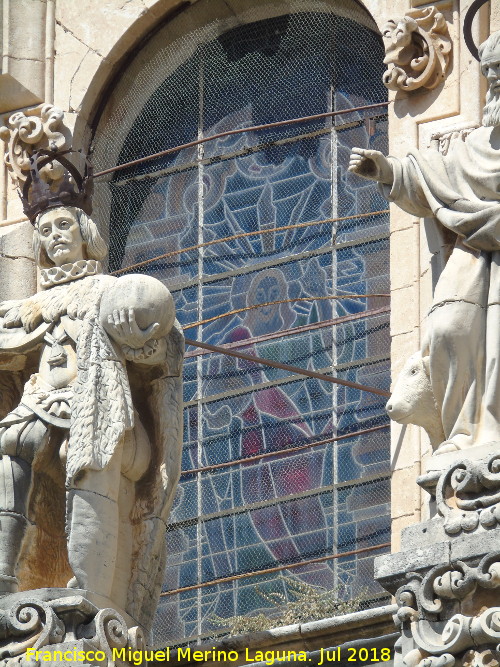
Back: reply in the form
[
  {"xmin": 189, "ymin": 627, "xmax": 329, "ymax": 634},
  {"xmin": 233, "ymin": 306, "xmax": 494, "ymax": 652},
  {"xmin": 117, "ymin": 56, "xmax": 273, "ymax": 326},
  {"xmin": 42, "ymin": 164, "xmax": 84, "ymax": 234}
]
[
  {"xmin": 382, "ymin": 7, "xmax": 452, "ymax": 92},
  {"xmin": 0, "ymin": 105, "xmax": 71, "ymax": 189}
]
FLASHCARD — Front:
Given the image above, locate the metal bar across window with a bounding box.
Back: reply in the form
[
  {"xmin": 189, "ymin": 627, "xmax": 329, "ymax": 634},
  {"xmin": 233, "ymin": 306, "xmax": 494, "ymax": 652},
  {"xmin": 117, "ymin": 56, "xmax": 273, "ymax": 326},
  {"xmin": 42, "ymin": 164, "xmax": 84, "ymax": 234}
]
[
  {"xmin": 94, "ymin": 101, "xmax": 391, "ymax": 178},
  {"xmin": 184, "ymin": 306, "xmax": 390, "ymax": 357},
  {"xmin": 160, "ymin": 541, "xmax": 391, "ymax": 597},
  {"xmin": 184, "ymin": 337, "xmax": 390, "ymax": 397},
  {"xmin": 103, "ymin": 114, "xmax": 388, "ymax": 187},
  {"xmin": 112, "ymin": 209, "xmax": 390, "ymax": 276},
  {"xmin": 180, "ymin": 423, "xmax": 389, "ymax": 476}
]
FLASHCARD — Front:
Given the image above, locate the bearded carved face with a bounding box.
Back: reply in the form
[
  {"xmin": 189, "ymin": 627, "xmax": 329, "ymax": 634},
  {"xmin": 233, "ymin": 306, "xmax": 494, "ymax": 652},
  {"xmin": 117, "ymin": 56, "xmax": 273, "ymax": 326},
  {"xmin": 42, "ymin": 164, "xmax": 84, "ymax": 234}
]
[
  {"xmin": 37, "ymin": 207, "xmax": 85, "ymax": 267},
  {"xmin": 481, "ymin": 43, "xmax": 500, "ymax": 127}
]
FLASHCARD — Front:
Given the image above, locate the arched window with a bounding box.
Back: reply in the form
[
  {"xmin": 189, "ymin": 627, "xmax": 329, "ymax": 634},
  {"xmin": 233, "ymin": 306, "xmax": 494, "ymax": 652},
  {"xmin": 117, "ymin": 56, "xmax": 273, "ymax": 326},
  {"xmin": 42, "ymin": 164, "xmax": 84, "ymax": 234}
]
[{"xmin": 92, "ymin": 0, "xmax": 390, "ymax": 646}]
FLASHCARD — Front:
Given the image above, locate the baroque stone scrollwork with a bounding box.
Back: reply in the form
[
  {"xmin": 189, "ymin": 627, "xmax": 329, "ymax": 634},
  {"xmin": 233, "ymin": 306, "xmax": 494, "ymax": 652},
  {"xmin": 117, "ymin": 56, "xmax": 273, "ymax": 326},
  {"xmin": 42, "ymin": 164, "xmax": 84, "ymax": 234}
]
[
  {"xmin": 0, "ymin": 598, "xmax": 64, "ymax": 658},
  {"xmin": 0, "ymin": 106, "xmax": 71, "ymax": 188},
  {"xmin": 392, "ymin": 555, "xmax": 500, "ymax": 667},
  {"xmin": 433, "ymin": 453, "xmax": 500, "ymax": 535},
  {"xmin": 382, "ymin": 7, "xmax": 452, "ymax": 92},
  {"xmin": 0, "ymin": 592, "xmax": 145, "ymax": 667},
  {"xmin": 395, "ymin": 554, "xmax": 500, "ymax": 621},
  {"xmin": 396, "ymin": 607, "xmax": 500, "ymax": 667}
]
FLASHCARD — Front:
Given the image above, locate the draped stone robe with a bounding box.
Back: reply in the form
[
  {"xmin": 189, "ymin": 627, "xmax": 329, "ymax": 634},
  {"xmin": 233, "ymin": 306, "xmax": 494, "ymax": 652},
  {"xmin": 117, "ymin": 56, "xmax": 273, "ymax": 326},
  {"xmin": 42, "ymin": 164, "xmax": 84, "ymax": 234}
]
[
  {"xmin": 381, "ymin": 126, "xmax": 500, "ymax": 449},
  {"xmin": 0, "ymin": 272, "xmax": 184, "ymax": 631}
]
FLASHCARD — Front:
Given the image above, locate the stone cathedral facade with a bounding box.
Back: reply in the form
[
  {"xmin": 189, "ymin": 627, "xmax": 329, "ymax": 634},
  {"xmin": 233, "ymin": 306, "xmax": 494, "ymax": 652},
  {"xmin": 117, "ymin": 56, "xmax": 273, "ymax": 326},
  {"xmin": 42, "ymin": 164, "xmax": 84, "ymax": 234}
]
[{"xmin": 0, "ymin": 1, "xmax": 499, "ymax": 665}]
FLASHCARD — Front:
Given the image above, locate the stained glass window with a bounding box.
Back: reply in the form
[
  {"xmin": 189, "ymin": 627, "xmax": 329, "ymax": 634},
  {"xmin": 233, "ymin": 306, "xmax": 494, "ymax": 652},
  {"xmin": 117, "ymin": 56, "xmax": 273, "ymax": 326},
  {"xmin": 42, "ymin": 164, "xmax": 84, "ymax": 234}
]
[{"xmin": 92, "ymin": 1, "xmax": 391, "ymax": 647}]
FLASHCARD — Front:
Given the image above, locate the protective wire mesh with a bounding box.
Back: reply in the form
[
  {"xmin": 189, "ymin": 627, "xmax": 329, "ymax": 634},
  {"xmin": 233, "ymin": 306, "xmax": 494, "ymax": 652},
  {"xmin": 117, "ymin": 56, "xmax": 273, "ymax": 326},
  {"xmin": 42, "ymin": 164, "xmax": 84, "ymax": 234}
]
[{"xmin": 91, "ymin": 1, "xmax": 391, "ymax": 648}]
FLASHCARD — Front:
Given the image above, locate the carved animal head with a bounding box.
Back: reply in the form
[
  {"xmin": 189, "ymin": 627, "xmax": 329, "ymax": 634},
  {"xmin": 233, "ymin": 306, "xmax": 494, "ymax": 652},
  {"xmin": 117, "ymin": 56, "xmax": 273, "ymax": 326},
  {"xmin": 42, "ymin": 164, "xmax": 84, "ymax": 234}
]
[{"xmin": 386, "ymin": 352, "xmax": 435, "ymax": 425}]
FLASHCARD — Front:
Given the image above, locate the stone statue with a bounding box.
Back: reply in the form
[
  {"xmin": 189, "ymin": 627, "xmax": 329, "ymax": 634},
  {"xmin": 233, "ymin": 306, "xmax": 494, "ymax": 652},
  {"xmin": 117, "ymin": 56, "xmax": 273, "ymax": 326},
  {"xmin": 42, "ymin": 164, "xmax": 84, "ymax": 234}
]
[
  {"xmin": 349, "ymin": 31, "xmax": 500, "ymax": 454},
  {"xmin": 0, "ymin": 149, "xmax": 184, "ymax": 639}
]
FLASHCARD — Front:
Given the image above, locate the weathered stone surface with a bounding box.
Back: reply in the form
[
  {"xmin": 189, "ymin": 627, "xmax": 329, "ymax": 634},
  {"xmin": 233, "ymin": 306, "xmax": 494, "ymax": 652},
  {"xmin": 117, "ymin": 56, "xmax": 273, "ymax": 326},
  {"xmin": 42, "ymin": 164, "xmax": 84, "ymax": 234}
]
[
  {"xmin": 171, "ymin": 605, "xmax": 398, "ymax": 667},
  {"xmin": 374, "ymin": 541, "xmax": 450, "ymax": 593},
  {"xmin": 400, "ymin": 518, "xmax": 448, "ymax": 550}
]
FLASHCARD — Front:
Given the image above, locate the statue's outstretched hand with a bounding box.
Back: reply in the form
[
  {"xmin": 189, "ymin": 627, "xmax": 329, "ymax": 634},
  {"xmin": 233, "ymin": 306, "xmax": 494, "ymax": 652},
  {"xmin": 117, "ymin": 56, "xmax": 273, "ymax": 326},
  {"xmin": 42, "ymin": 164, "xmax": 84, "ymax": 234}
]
[
  {"xmin": 107, "ymin": 308, "xmax": 160, "ymax": 348},
  {"xmin": 348, "ymin": 148, "xmax": 393, "ymax": 185}
]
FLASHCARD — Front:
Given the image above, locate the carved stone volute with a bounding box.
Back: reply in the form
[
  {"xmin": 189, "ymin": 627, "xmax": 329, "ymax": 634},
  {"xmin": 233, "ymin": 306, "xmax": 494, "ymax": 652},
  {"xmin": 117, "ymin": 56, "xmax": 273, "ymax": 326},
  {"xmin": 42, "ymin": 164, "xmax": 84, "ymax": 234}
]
[
  {"xmin": 0, "ymin": 105, "xmax": 72, "ymax": 189},
  {"xmin": 382, "ymin": 7, "xmax": 452, "ymax": 92}
]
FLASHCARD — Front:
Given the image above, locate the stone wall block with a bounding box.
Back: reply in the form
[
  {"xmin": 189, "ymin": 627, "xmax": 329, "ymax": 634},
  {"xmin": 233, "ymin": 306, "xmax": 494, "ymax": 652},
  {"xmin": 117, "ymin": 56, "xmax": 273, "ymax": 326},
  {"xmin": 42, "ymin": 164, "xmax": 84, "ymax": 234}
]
[
  {"xmin": 0, "ymin": 219, "xmax": 34, "ymax": 263},
  {"xmin": 0, "ymin": 0, "xmax": 50, "ymax": 112},
  {"xmin": 390, "ymin": 330, "xmax": 421, "ymax": 377},
  {"xmin": 54, "ymin": 24, "xmax": 104, "ymax": 113},
  {"xmin": 390, "ymin": 285, "xmax": 419, "ymax": 337},
  {"xmin": 390, "ymin": 420, "xmax": 421, "ymax": 470},
  {"xmin": 391, "ymin": 514, "xmax": 424, "ymax": 552},
  {"xmin": 0, "ymin": 218, "xmax": 36, "ymax": 299},
  {"xmin": 390, "ymin": 224, "xmax": 420, "ymax": 290},
  {"xmin": 0, "ymin": 256, "xmax": 35, "ymax": 300},
  {"xmin": 374, "ymin": 540, "xmax": 450, "ymax": 590},
  {"xmin": 56, "ymin": 0, "xmax": 148, "ymax": 60}
]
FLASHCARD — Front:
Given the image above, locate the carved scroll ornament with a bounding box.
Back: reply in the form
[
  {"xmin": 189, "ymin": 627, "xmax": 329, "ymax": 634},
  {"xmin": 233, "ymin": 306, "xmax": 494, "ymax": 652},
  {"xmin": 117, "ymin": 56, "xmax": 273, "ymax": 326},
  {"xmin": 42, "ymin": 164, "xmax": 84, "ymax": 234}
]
[
  {"xmin": 0, "ymin": 105, "xmax": 71, "ymax": 188},
  {"xmin": 382, "ymin": 7, "xmax": 452, "ymax": 92},
  {"xmin": 433, "ymin": 453, "xmax": 500, "ymax": 535},
  {"xmin": 394, "ymin": 556, "xmax": 500, "ymax": 667},
  {"xmin": 0, "ymin": 593, "xmax": 145, "ymax": 667}
]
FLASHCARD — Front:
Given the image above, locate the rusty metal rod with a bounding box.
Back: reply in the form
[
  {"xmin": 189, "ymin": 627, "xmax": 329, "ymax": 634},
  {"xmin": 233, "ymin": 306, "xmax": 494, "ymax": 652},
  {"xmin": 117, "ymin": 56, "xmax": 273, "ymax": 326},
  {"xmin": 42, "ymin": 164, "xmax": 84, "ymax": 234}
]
[
  {"xmin": 181, "ymin": 423, "xmax": 389, "ymax": 476},
  {"xmin": 184, "ymin": 337, "xmax": 391, "ymax": 397},
  {"xmin": 94, "ymin": 101, "xmax": 391, "ymax": 178},
  {"xmin": 112, "ymin": 209, "xmax": 389, "ymax": 276},
  {"xmin": 184, "ymin": 305, "xmax": 390, "ymax": 358},
  {"xmin": 184, "ymin": 295, "xmax": 389, "ymax": 330},
  {"xmin": 99, "ymin": 114, "xmax": 389, "ymax": 188},
  {"xmin": 160, "ymin": 541, "xmax": 391, "ymax": 596}
]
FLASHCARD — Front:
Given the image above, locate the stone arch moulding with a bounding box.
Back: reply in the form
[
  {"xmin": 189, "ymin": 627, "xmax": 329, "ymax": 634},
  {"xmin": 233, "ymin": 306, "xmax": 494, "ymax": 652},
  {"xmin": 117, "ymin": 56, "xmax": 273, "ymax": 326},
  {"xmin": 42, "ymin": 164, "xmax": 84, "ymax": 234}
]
[
  {"xmin": 71, "ymin": 0, "xmax": 189, "ymax": 150},
  {"xmin": 70, "ymin": 0, "xmax": 389, "ymax": 246},
  {"xmin": 73, "ymin": 0, "xmax": 388, "ymax": 153}
]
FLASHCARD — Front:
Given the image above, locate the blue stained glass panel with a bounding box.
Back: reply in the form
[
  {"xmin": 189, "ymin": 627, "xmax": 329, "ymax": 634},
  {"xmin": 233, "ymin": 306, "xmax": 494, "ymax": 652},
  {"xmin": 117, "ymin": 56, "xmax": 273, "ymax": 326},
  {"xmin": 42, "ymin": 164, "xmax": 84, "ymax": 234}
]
[{"xmin": 96, "ymin": 6, "xmax": 392, "ymax": 647}]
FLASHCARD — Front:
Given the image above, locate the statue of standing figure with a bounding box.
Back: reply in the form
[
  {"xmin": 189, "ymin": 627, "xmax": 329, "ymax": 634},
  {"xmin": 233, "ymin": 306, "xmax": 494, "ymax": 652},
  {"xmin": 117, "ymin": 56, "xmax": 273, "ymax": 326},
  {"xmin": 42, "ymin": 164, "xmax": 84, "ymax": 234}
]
[
  {"xmin": 0, "ymin": 148, "xmax": 184, "ymax": 634},
  {"xmin": 349, "ymin": 31, "xmax": 500, "ymax": 454}
]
